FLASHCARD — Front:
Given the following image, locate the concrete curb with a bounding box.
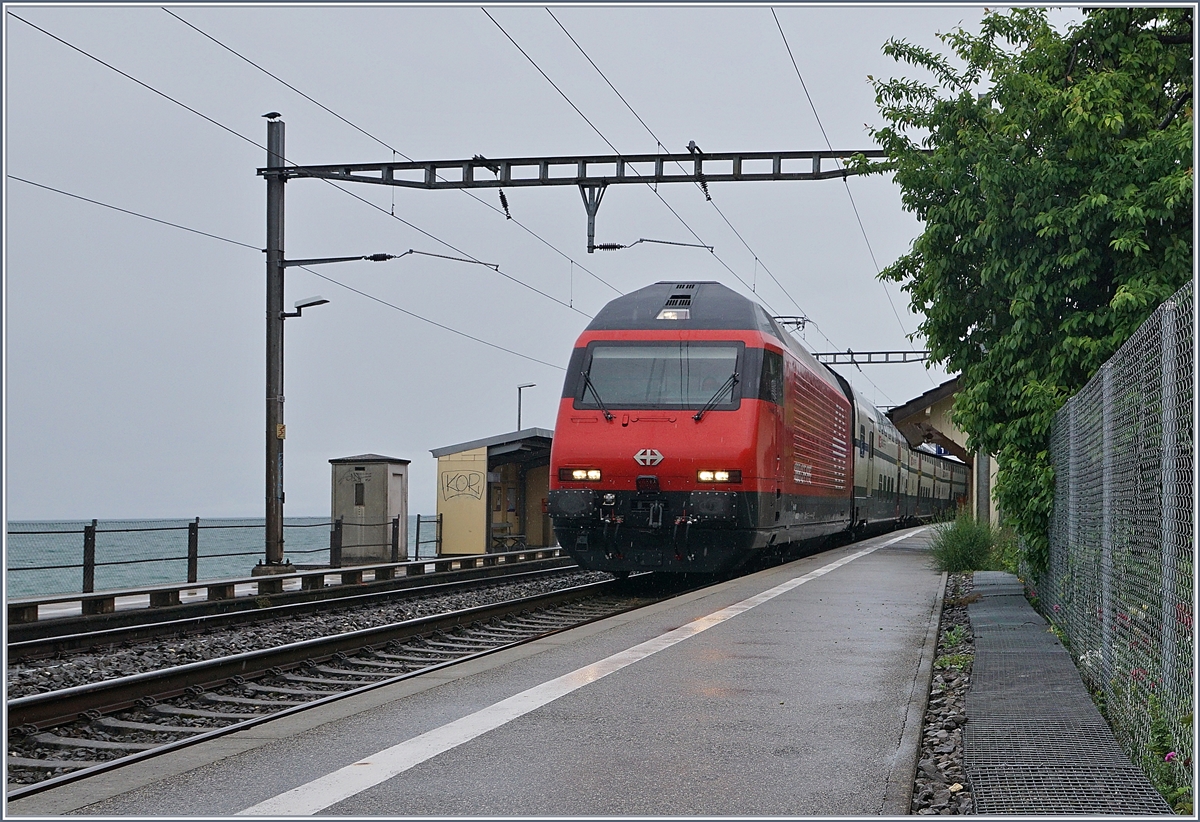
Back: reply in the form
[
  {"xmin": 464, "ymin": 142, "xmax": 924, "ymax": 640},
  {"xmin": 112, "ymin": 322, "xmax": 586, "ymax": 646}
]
[{"xmin": 882, "ymin": 570, "xmax": 946, "ymax": 815}]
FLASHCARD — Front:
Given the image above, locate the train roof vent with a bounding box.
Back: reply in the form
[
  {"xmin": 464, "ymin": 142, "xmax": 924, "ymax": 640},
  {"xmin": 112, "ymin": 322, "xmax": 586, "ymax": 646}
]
[
  {"xmin": 670, "ymin": 283, "xmax": 697, "ymax": 289},
  {"xmin": 663, "ymin": 294, "xmax": 693, "ymax": 307}
]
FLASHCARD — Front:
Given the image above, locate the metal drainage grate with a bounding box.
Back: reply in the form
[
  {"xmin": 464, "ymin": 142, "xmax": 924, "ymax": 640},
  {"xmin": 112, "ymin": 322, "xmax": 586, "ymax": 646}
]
[
  {"xmin": 965, "ymin": 722, "xmax": 1135, "ymax": 768},
  {"xmin": 972, "ymin": 633, "xmax": 1063, "ymax": 650},
  {"xmin": 968, "ymin": 765, "xmax": 1173, "ymax": 814}
]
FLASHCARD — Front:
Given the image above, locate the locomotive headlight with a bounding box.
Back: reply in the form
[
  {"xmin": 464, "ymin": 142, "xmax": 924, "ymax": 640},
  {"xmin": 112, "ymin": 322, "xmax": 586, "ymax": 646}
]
[
  {"xmin": 560, "ymin": 468, "xmax": 602, "ymax": 481},
  {"xmin": 697, "ymin": 470, "xmax": 741, "ymax": 483}
]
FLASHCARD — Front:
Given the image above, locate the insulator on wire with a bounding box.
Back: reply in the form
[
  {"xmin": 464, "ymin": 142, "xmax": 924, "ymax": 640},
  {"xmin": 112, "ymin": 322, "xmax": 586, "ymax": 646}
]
[
  {"xmin": 594, "ymin": 243, "xmax": 625, "ymax": 251},
  {"xmin": 498, "ymin": 189, "xmax": 511, "ymax": 220},
  {"xmin": 699, "ymin": 179, "xmax": 712, "ymax": 201}
]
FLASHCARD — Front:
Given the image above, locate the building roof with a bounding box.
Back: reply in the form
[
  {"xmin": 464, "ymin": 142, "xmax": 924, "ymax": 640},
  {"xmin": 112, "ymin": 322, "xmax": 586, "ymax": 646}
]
[
  {"xmin": 430, "ymin": 428, "xmax": 554, "ymax": 458},
  {"xmin": 886, "ymin": 376, "xmax": 971, "ymax": 463},
  {"xmin": 886, "ymin": 376, "xmax": 960, "ymax": 423},
  {"xmin": 328, "ymin": 454, "xmax": 411, "ymax": 464}
]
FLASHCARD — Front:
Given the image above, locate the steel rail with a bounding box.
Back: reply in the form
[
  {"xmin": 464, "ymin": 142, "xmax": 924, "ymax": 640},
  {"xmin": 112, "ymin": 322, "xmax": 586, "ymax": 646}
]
[
  {"xmin": 8, "ymin": 551, "xmax": 573, "ymax": 643},
  {"xmin": 7, "ymin": 577, "xmax": 643, "ymax": 801},
  {"xmin": 8, "ymin": 564, "xmax": 582, "ymax": 661},
  {"xmin": 8, "ymin": 579, "xmax": 619, "ymax": 729}
]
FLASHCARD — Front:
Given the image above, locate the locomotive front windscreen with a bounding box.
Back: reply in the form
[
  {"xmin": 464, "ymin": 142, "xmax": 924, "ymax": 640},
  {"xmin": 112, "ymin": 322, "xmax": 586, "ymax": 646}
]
[{"xmin": 579, "ymin": 342, "xmax": 742, "ymax": 410}]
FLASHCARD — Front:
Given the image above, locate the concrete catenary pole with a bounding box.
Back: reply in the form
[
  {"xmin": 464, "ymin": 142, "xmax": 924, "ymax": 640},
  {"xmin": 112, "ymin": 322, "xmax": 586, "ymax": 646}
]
[{"xmin": 264, "ymin": 116, "xmax": 286, "ymax": 566}]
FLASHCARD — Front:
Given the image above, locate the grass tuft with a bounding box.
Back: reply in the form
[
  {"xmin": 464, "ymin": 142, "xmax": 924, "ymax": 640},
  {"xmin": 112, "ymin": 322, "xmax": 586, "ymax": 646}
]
[{"xmin": 928, "ymin": 509, "xmax": 1018, "ymax": 573}]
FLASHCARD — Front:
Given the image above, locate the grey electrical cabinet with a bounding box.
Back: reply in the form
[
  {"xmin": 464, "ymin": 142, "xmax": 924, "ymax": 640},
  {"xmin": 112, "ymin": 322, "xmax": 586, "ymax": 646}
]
[{"xmin": 329, "ymin": 454, "xmax": 411, "ymax": 565}]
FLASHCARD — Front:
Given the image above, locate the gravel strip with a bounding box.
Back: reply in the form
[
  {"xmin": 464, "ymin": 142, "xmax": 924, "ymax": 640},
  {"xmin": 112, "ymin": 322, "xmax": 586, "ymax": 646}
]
[
  {"xmin": 7, "ymin": 570, "xmax": 611, "ymax": 699},
  {"xmin": 912, "ymin": 571, "xmax": 975, "ymax": 815}
]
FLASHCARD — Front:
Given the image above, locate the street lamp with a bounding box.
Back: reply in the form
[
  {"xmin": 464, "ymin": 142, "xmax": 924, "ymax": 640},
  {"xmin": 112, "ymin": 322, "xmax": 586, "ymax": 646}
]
[
  {"xmin": 517, "ymin": 383, "xmax": 536, "ymax": 431},
  {"xmin": 282, "ymin": 296, "xmax": 330, "ymax": 318}
]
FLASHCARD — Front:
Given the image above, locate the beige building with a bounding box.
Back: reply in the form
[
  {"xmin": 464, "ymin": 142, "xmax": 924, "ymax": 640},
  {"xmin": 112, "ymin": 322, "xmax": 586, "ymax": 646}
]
[
  {"xmin": 430, "ymin": 429, "xmax": 554, "ymax": 556},
  {"xmin": 886, "ymin": 377, "xmax": 999, "ymax": 525}
]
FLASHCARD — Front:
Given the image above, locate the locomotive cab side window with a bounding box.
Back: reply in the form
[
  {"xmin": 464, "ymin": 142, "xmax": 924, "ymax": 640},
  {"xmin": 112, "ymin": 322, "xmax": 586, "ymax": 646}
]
[{"xmin": 759, "ymin": 348, "xmax": 784, "ymax": 404}]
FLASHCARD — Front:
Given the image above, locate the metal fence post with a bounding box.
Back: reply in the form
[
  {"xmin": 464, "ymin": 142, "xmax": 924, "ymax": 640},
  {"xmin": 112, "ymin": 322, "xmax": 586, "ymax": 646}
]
[
  {"xmin": 1066, "ymin": 402, "xmax": 1078, "ymax": 637},
  {"xmin": 187, "ymin": 517, "xmax": 200, "ymax": 584},
  {"xmin": 330, "ymin": 516, "xmax": 343, "ymax": 568},
  {"xmin": 391, "ymin": 516, "xmax": 400, "ymax": 563},
  {"xmin": 1100, "ymin": 367, "xmax": 1113, "ymax": 682},
  {"xmin": 82, "ymin": 519, "xmax": 98, "ymax": 593},
  {"xmin": 415, "ymin": 515, "xmax": 423, "ymax": 561},
  {"xmin": 436, "ymin": 513, "xmax": 443, "ymax": 556},
  {"xmin": 1158, "ymin": 300, "xmax": 1181, "ymax": 698}
]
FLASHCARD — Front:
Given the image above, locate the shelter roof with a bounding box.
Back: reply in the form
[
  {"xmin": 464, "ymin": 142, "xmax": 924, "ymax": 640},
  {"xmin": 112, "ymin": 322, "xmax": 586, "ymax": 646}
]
[
  {"xmin": 430, "ymin": 428, "xmax": 554, "ymax": 459},
  {"xmin": 329, "ymin": 454, "xmax": 411, "ymax": 464}
]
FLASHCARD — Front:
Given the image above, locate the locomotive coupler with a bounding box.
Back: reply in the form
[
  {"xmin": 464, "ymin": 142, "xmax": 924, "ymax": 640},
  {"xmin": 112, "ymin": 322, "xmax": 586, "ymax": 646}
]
[{"xmin": 648, "ymin": 501, "xmax": 664, "ymax": 528}]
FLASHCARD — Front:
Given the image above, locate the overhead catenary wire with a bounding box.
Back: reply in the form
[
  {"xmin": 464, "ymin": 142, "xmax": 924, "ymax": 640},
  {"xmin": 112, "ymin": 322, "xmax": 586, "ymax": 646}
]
[
  {"xmin": 8, "ymin": 175, "xmax": 262, "ymax": 251},
  {"xmin": 162, "ymin": 7, "xmax": 621, "ymax": 297},
  {"xmin": 8, "ymin": 10, "xmax": 590, "ymax": 320},
  {"xmin": 541, "ymin": 7, "xmax": 896, "ymax": 404},
  {"xmin": 545, "ymin": 9, "xmax": 815, "ymax": 325},
  {"xmin": 483, "ymin": 8, "xmax": 770, "ymax": 308},
  {"xmin": 8, "ymin": 174, "xmax": 567, "ymax": 371},
  {"xmin": 771, "ymin": 8, "xmax": 930, "ymax": 385}
]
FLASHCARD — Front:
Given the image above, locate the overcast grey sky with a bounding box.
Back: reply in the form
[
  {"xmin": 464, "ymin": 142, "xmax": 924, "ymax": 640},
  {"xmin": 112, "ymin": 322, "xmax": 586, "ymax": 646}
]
[{"xmin": 7, "ymin": 3, "xmax": 1063, "ymax": 521}]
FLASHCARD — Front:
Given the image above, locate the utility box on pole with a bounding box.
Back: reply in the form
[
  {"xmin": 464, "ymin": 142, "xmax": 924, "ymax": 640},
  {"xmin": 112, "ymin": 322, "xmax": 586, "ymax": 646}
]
[{"xmin": 329, "ymin": 454, "xmax": 410, "ymax": 565}]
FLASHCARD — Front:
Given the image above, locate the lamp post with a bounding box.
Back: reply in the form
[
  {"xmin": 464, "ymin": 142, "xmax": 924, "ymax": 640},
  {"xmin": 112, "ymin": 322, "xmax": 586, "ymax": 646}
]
[
  {"xmin": 260, "ymin": 112, "xmax": 402, "ymax": 572},
  {"xmin": 517, "ymin": 383, "xmax": 535, "ymax": 431}
]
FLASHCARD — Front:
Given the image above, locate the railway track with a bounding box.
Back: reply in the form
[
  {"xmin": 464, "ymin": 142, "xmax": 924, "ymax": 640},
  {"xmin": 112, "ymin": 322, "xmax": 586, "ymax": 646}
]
[
  {"xmin": 7, "ymin": 576, "xmax": 665, "ymax": 799},
  {"xmin": 8, "ymin": 564, "xmax": 585, "ymax": 662},
  {"xmin": 8, "ymin": 550, "xmax": 575, "ymax": 647}
]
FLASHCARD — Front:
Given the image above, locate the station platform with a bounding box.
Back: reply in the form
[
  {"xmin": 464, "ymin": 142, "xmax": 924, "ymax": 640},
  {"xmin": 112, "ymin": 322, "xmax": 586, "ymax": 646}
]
[{"xmin": 6, "ymin": 527, "xmax": 1166, "ymax": 816}]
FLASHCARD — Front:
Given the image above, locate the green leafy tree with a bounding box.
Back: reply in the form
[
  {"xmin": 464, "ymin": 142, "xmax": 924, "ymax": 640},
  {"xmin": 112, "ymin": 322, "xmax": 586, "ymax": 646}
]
[{"xmin": 865, "ymin": 8, "xmax": 1192, "ymax": 572}]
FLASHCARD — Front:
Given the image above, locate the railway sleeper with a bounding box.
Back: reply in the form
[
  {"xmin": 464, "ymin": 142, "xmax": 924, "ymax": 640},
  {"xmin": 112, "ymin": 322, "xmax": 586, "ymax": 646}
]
[
  {"xmin": 328, "ymin": 658, "xmax": 409, "ymax": 670},
  {"xmin": 32, "ymin": 732, "xmax": 159, "ymax": 751},
  {"xmin": 422, "ymin": 639, "xmax": 497, "ymax": 651},
  {"xmin": 93, "ymin": 717, "xmax": 206, "ymax": 735},
  {"xmin": 7, "ymin": 755, "xmax": 91, "ymax": 770},
  {"xmin": 465, "ymin": 629, "xmax": 541, "ymax": 641},
  {"xmin": 281, "ymin": 673, "xmax": 378, "ymax": 686},
  {"xmin": 152, "ymin": 704, "xmax": 249, "ymax": 720},
  {"xmin": 371, "ymin": 652, "xmax": 460, "ymax": 664},
  {"xmin": 238, "ymin": 683, "xmax": 340, "ymax": 697},
  {"xmin": 505, "ymin": 617, "xmax": 572, "ymax": 629},
  {"xmin": 200, "ymin": 693, "xmax": 304, "ymax": 707},
  {"xmin": 467, "ymin": 623, "xmax": 543, "ymax": 634},
  {"xmin": 311, "ymin": 664, "xmax": 398, "ymax": 678}
]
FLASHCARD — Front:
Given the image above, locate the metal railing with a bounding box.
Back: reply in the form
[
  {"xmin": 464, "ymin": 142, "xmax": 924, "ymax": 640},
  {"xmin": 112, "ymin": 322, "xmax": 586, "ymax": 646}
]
[
  {"xmin": 327, "ymin": 516, "xmax": 441, "ymax": 568},
  {"xmin": 1040, "ymin": 282, "xmax": 1193, "ymax": 797},
  {"xmin": 7, "ymin": 516, "xmax": 440, "ymax": 597}
]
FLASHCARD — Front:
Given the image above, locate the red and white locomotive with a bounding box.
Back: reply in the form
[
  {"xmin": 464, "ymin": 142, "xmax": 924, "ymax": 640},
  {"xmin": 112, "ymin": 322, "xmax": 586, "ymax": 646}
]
[{"xmin": 546, "ymin": 281, "xmax": 968, "ymax": 575}]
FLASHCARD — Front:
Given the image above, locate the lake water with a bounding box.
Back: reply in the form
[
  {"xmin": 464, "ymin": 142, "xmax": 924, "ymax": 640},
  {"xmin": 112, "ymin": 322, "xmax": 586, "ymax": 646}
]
[{"xmin": 6, "ymin": 515, "xmax": 434, "ymax": 598}]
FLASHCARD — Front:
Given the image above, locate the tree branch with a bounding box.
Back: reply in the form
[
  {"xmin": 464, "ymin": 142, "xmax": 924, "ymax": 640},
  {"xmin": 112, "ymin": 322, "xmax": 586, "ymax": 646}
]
[{"xmin": 1158, "ymin": 89, "xmax": 1192, "ymax": 129}]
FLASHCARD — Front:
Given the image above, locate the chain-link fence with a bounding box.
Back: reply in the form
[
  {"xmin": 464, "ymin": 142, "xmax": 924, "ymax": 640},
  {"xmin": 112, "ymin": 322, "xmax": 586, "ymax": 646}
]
[{"xmin": 1041, "ymin": 282, "xmax": 1193, "ymax": 801}]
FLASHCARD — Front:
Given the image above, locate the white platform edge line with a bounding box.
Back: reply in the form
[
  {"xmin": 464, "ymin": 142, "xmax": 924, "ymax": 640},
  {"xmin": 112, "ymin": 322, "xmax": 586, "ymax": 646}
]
[{"xmin": 238, "ymin": 528, "xmax": 924, "ymax": 816}]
